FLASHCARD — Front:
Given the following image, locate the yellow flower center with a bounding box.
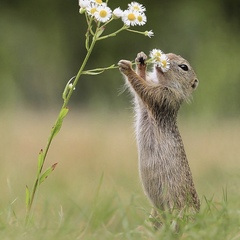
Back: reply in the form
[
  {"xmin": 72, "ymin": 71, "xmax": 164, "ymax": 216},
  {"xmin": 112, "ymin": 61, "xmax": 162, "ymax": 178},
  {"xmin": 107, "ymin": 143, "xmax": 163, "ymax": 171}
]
[
  {"xmin": 128, "ymin": 13, "xmax": 136, "ymax": 21},
  {"xmin": 96, "ymin": 0, "xmax": 102, "ymax": 3},
  {"xmin": 90, "ymin": 8, "xmax": 97, "ymax": 15},
  {"xmin": 162, "ymin": 60, "xmax": 167, "ymax": 68},
  {"xmin": 133, "ymin": 6, "xmax": 140, "ymax": 11},
  {"xmin": 99, "ymin": 10, "xmax": 107, "ymax": 18},
  {"xmin": 137, "ymin": 15, "xmax": 143, "ymax": 22}
]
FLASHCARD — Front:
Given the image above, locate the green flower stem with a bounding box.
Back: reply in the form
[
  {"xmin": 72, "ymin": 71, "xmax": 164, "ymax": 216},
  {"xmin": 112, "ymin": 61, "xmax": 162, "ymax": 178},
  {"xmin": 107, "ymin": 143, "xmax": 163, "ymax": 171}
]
[
  {"xmin": 100, "ymin": 17, "xmax": 114, "ymax": 29},
  {"xmin": 85, "ymin": 13, "xmax": 94, "ymax": 36},
  {"xmin": 26, "ymin": 29, "xmax": 99, "ymax": 224},
  {"xmin": 82, "ymin": 64, "xmax": 118, "ymax": 75},
  {"xmin": 64, "ymin": 36, "xmax": 97, "ymax": 106},
  {"xmin": 97, "ymin": 25, "xmax": 129, "ymax": 41},
  {"xmin": 126, "ymin": 28, "xmax": 146, "ymax": 36}
]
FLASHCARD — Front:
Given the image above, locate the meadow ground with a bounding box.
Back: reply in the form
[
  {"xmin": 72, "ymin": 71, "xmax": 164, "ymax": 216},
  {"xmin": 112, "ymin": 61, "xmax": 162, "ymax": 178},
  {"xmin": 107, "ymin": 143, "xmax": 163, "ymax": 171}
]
[{"xmin": 0, "ymin": 109, "xmax": 239, "ymax": 239}]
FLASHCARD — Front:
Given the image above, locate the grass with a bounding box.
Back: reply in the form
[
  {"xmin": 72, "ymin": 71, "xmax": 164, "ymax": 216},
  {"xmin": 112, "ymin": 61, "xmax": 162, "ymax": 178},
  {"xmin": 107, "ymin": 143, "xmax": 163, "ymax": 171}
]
[{"xmin": 0, "ymin": 109, "xmax": 240, "ymax": 239}]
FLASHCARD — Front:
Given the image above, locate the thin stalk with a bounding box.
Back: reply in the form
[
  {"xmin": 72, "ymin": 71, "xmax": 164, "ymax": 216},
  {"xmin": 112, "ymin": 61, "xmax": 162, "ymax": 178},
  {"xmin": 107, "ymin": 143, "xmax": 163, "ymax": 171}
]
[
  {"xmin": 126, "ymin": 28, "xmax": 143, "ymax": 34},
  {"xmin": 97, "ymin": 25, "xmax": 129, "ymax": 41},
  {"xmin": 63, "ymin": 37, "xmax": 97, "ymax": 107},
  {"xmin": 82, "ymin": 64, "xmax": 118, "ymax": 74},
  {"xmin": 26, "ymin": 33, "xmax": 98, "ymax": 223}
]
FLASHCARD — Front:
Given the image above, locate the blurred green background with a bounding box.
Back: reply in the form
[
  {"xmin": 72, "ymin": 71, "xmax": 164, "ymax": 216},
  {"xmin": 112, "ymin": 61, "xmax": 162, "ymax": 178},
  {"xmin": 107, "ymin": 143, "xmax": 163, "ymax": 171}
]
[
  {"xmin": 1, "ymin": 0, "xmax": 240, "ymax": 118},
  {"xmin": 0, "ymin": 1, "xmax": 240, "ymax": 238}
]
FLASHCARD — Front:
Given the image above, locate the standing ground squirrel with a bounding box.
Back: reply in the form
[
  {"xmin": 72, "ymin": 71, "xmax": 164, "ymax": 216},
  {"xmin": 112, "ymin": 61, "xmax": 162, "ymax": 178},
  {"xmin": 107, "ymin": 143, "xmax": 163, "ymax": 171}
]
[{"xmin": 118, "ymin": 51, "xmax": 200, "ymax": 227}]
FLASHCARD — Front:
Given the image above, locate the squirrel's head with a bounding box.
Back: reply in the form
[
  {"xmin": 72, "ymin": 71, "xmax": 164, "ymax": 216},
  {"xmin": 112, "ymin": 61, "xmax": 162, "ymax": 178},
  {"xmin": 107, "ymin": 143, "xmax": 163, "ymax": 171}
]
[{"xmin": 154, "ymin": 53, "xmax": 199, "ymax": 101}]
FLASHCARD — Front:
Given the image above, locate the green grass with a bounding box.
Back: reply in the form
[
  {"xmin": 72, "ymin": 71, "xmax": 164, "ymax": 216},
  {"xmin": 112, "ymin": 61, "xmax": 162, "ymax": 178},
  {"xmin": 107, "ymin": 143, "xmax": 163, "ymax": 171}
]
[{"xmin": 0, "ymin": 110, "xmax": 240, "ymax": 239}]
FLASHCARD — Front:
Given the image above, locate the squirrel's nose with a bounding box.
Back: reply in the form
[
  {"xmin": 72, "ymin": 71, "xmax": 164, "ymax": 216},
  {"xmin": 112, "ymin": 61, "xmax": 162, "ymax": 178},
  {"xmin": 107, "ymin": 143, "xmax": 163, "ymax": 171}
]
[{"xmin": 191, "ymin": 79, "xmax": 199, "ymax": 89}]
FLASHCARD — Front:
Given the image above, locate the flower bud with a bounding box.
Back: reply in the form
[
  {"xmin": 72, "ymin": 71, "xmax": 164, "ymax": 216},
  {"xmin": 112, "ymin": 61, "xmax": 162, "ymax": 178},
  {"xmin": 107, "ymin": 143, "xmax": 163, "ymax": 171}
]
[
  {"xmin": 113, "ymin": 7, "xmax": 123, "ymax": 19},
  {"xmin": 79, "ymin": 7, "xmax": 86, "ymax": 14}
]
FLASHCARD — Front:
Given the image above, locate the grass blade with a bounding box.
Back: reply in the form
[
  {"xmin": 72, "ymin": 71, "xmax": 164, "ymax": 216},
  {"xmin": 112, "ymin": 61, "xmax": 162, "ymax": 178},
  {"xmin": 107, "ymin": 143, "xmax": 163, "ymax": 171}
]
[
  {"xmin": 25, "ymin": 185, "xmax": 30, "ymax": 209},
  {"xmin": 37, "ymin": 149, "xmax": 44, "ymax": 175}
]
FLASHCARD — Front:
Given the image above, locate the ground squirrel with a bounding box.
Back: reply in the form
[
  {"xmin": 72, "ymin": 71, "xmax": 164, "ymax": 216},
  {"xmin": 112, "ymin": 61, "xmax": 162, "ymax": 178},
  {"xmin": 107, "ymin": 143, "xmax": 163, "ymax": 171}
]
[{"xmin": 118, "ymin": 51, "xmax": 200, "ymax": 227}]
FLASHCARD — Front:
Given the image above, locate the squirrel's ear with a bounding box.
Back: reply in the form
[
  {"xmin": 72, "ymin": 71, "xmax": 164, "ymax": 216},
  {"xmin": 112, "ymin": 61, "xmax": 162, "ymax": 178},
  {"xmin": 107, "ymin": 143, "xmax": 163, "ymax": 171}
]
[{"xmin": 191, "ymin": 79, "xmax": 199, "ymax": 90}]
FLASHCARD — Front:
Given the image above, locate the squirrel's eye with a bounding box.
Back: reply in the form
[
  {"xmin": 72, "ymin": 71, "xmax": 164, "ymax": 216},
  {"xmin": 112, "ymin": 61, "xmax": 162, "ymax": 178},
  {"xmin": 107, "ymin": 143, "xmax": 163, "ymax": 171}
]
[{"xmin": 178, "ymin": 64, "xmax": 188, "ymax": 71}]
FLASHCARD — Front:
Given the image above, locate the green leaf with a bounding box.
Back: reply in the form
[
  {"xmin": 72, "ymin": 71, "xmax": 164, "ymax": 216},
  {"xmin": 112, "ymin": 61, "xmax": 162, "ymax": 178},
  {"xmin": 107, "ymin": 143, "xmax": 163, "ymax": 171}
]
[
  {"xmin": 96, "ymin": 26, "xmax": 105, "ymax": 38},
  {"xmin": 37, "ymin": 149, "xmax": 44, "ymax": 175},
  {"xmin": 62, "ymin": 84, "xmax": 69, "ymax": 101},
  {"xmin": 82, "ymin": 64, "xmax": 117, "ymax": 75},
  {"xmin": 52, "ymin": 108, "xmax": 69, "ymax": 138},
  {"xmin": 25, "ymin": 185, "xmax": 31, "ymax": 208},
  {"xmin": 107, "ymin": 64, "xmax": 115, "ymax": 68},
  {"xmin": 39, "ymin": 163, "xmax": 58, "ymax": 184},
  {"xmin": 82, "ymin": 70, "xmax": 105, "ymax": 75}
]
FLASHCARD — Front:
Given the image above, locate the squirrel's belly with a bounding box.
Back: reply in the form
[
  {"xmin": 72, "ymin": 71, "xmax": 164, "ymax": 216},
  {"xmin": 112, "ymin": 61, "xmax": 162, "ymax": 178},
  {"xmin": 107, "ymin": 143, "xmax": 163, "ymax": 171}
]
[
  {"xmin": 136, "ymin": 126, "xmax": 172, "ymax": 209},
  {"xmin": 138, "ymin": 152, "xmax": 169, "ymax": 209},
  {"xmin": 135, "ymin": 115, "xmax": 182, "ymax": 208}
]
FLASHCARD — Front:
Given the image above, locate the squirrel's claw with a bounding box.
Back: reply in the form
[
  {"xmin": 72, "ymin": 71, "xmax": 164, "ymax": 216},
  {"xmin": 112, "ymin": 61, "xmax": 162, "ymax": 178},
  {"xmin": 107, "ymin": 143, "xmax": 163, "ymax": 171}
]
[{"xmin": 136, "ymin": 52, "xmax": 148, "ymax": 65}]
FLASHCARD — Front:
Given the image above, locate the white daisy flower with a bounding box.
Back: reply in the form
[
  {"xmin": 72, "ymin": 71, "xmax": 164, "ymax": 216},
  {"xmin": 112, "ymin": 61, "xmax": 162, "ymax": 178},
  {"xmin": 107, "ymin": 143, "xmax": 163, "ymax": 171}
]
[
  {"xmin": 122, "ymin": 9, "xmax": 138, "ymax": 26},
  {"xmin": 113, "ymin": 7, "xmax": 123, "ymax": 19},
  {"xmin": 149, "ymin": 49, "xmax": 170, "ymax": 72},
  {"xmin": 94, "ymin": 5, "xmax": 112, "ymax": 23},
  {"xmin": 128, "ymin": 2, "xmax": 146, "ymax": 13},
  {"xmin": 149, "ymin": 48, "xmax": 163, "ymax": 62},
  {"xmin": 79, "ymin": 0, "xmax": 91, "ymax": 9},
  {"xmin": 135, "ymin": 12, "xmax": 147, "ymax": 26},
  {"xmin": 86, "ymin": 3, "xmax": 99, "ymax": 16},
  {"xmin": 144, "ymin": 30, "xmax": 154, "ymax": 38},
  {"xmin": 159, "ymin": 54, "xmax": 170, "ymax": 72}
]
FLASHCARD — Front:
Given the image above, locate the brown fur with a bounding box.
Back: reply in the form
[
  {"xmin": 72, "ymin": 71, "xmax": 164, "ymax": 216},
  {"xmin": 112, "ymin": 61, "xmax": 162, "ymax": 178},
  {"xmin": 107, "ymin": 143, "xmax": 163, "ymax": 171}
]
[{"xmin": 118, "ymin": 52, "xmax": 200, "ymax": 227}]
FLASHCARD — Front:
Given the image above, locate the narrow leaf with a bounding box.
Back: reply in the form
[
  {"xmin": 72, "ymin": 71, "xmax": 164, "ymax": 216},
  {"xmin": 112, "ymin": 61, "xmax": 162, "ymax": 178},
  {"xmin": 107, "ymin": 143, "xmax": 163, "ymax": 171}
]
[
  {"xmin": 82, "ymin": 70, "xmax": 105, "ymax": 75},
  {"xmin": 39, "ymin": 163, "xmax": 58, "ymax": 184},
  {"xmin": 82, "ymin": 64, "xmax": 116, "ymax": 75},
  {"xmin": 25, "ymin": 185, "xmax": 31, "ymax": 208},
  {"xmin": 52, "ymin": 108, "xmax": 69, "ymax": 138},
  {"xmin": 37, "ymin": 149, "xmax": 44, "ymax": 174},
  {"xmin": 51, "ymin": 162, "xmax": 58, "ymax": 171},
  {"xmin": 107, "ymin": 64, "xmax": 115, "ymax": 68},
  {"xmin": 62, "ymin": 84, "xmax": 69, "ymax": 101},
  {"xmin": 96, "ymin": 26, "xmax": 105, "ymax": 38}
]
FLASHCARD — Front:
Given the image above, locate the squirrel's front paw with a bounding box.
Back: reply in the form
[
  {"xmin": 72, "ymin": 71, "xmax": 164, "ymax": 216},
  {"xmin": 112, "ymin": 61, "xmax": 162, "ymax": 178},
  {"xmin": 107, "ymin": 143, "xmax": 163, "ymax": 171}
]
[
  {"xmin": 136, "ymin": 52, "xmax": 148, "ymax": 66},
  {"xmin": 118, "ymin": 60, "xmax": 133, "ymax": 75}
]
